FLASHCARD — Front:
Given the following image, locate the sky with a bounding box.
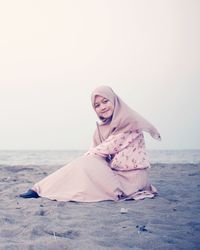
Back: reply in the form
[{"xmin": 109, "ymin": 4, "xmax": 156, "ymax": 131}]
[{"xmin": 0, "ymin": 0, "xmax": 199, "ymax": 150}]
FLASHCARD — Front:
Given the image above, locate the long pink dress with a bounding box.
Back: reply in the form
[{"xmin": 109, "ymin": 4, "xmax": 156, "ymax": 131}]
[{"xmin": 33, "ymin": 131, "xmax": 157, "ymax": 202}]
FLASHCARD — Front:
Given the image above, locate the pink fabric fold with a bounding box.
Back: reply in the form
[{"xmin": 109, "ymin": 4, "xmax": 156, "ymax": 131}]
[{"xmin": 91, "ymin": 86, "xmax": 161, "ymax": 146}]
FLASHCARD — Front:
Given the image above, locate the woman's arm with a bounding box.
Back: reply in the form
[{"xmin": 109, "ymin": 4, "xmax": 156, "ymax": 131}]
[{"xmin": 86, "ymin": 131, "xmax": 140, "ymax": 158}]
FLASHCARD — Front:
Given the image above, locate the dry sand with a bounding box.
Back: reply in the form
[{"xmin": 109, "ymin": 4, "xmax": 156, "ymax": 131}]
[{"xmin": 0, "ymin": 163, "xmax": 200, "ymax": 250}]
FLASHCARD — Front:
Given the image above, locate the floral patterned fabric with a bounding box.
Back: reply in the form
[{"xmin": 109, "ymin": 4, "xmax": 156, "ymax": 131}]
[{"xmin": 86, "ymin": 131, "xmax": 150, "ymax": 171}]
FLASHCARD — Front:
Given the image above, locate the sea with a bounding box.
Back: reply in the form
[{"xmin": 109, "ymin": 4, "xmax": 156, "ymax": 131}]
[{"xmin": 0, "ymin": 150, "xmax": 200, "ymax": 166}]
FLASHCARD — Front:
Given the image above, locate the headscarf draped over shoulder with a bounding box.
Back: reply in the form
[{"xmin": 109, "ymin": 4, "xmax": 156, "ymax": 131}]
[{"xmin": 91, "ymin": 85, "xmax": 161, "ymax": 146}]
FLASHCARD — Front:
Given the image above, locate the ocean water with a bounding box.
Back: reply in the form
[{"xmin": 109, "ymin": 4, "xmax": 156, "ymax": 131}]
[{"xmin": 0, "ymin": 150, "xmax": 199, "ymax": 166}]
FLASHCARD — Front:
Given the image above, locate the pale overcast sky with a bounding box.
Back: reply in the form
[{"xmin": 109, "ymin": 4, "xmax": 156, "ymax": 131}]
[{"xmin": 0, "ymin": 0, "xmax": 199, "ymax": 150}]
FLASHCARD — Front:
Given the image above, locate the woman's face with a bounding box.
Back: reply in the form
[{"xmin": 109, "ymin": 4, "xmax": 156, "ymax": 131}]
[{"xmin": 94, "ymin": 95, "xmax": 114, "ymax": 120}]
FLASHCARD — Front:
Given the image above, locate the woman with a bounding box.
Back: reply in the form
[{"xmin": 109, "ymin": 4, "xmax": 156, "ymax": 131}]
[{"xmin": 20, "ymin": 86, "xmax": 161, "ymax": 202}]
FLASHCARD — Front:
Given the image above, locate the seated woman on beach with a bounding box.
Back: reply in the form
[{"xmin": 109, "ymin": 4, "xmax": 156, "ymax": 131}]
[{"xmin": 20, "ymin": 85, "xmax": 161, "ymax": 202}]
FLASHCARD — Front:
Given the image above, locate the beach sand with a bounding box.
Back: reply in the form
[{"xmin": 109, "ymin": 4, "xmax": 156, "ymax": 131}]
[{"xmin": 0, "ymin": 163, "xmax": 199, "ymax": 250}]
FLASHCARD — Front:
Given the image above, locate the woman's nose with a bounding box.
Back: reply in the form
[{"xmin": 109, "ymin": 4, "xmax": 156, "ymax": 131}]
[{"xmin": 100, "ymin": 104, "xmax": 106, "ymax": 111}]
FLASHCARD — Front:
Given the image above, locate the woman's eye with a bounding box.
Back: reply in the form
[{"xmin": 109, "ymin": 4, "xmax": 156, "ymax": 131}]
[
  {"xmin": 95, "ymin": 104, "xmax": 100, "ymax": 108},
  {"xmin": 103, "ymin": 100, "xmax": 108, "ymax": 103}
]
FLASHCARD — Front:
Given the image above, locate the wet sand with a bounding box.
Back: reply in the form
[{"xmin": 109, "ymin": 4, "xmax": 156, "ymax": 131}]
[{"xmin": 0, "ymin": 163, "xmax": 200, "ymax": 249}]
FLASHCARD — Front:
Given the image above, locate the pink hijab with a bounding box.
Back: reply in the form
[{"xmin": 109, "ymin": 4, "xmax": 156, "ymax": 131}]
[{"xmin": 91, "ymin": 86, "xmax": 161, "ymax": 146}]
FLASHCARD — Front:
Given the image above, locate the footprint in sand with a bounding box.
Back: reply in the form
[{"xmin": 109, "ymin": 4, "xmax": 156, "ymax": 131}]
[
  {"xmin": 1, "ymin": 217, "xmax": 16, "ymax": 224},
  {"xmin": 45, "ymin": 230, "xmax": 80, "ymax": 239},
  {"xmin": 5, "ymin": 166, "xmax": 34, "ymax": 173},
  {"xmin": 35, "ymin": 209, "xmax": 47, "ymax": 216},
  {"xmin": 188, "ymin": 171, "xmax": 200, "ymax": 176}
]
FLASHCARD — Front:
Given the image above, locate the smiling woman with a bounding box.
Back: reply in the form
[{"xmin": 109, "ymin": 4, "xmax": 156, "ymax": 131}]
[
  {"xmin": 94, "ymin": 96, "xmax": 114, "ymax": 122},
  {"xmin": 20, "ymin": 86, "xmax": 161, "ymax": 202}
]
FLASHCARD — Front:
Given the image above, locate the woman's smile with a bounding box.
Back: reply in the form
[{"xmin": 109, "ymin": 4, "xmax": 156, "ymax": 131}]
[{"xmin": 94, "ymin": 95, "xmax": 114, "ymax": 120}]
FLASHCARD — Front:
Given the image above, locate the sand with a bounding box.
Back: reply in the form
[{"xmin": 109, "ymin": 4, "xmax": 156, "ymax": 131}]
[{"xmin": 0, "ymin": 163, "xmax": 200, "ymax": 250}]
